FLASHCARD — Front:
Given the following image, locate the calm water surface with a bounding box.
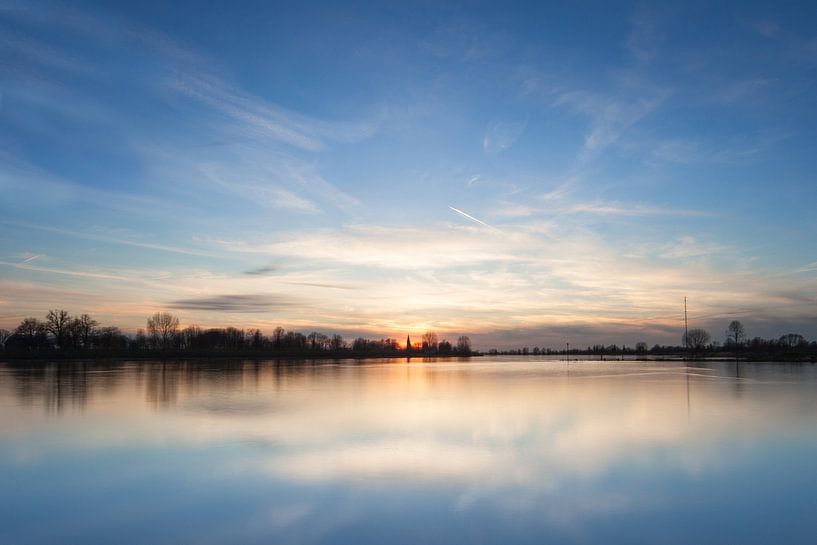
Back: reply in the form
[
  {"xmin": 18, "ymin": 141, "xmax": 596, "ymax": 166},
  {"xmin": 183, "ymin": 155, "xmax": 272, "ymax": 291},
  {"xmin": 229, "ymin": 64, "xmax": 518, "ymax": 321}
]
[{"xmin": 2, "ymin": 357, "xmax": 817, "ymax": 544}]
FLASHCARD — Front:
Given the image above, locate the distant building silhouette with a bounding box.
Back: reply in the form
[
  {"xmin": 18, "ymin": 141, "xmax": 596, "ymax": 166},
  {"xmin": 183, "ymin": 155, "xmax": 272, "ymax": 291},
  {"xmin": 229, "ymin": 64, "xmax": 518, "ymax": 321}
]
[{"xmin": 406, "ymin": 334, "xmax": 412, "ymax": 351}]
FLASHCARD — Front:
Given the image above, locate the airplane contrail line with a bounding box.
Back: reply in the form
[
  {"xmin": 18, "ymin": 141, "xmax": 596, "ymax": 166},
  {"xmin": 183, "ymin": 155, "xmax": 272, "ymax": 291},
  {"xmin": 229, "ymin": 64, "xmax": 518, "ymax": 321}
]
[{"xmin": 448, "ymin": 206, "xmax": 500, "ymax": 232}]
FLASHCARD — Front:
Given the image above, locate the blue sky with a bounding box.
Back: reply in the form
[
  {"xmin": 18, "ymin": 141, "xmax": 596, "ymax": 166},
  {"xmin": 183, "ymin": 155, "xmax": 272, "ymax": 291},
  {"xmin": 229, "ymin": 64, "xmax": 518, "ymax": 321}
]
[{"xmin": 1, "ymin": 0, "xmax": 816, "ymax": 348}]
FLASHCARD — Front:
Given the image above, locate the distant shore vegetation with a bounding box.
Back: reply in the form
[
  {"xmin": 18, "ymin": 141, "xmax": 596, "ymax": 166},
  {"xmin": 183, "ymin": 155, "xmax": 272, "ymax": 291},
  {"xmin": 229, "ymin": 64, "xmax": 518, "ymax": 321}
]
[
  {"xmin": 489, "ymin": 320, "xmax": 816, "ymax": 361},
  {"xmin": 0, "ymin": 310, "xmax": 472, "ymax": 359},
  {"xmin": 0, "ymin": 312, "xmax": 814, "ymax": 362}
]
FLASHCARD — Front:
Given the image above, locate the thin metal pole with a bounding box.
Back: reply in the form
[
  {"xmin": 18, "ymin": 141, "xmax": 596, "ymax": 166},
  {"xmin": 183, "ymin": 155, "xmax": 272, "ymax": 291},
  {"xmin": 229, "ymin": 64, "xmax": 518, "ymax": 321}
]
[{"xmin": 684, "ymin": 296, "xmax": 689, "ymax": 359}]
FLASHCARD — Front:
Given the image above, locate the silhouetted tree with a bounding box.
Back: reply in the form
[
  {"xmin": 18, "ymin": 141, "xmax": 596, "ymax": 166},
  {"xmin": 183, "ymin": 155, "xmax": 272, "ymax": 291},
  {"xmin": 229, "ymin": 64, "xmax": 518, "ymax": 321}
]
[
  {"xmin": 74, "ymin": 314, "xmax": 98, "ymax": 349},
  {"xmin": 147, "ymin": 312, "xmax": 179, "ymax": 349},
  {"xmin": 422, "ymin": 331, "xmax": 439, "ymax": 352},
  {"xmin": 330, "ymin": 334, "xmax": 345, "ymax": 351},
  {"xmin": 224, "ymin": 327, "xmax": 245, "ymax": 350},
  {"xmin": 64, "ymin": 318, "xmax": 82, "ymax": 350},
  {"xmin": 780, "ymin": 333, "xmax": 805, "ymax": 349},
  {"xmin": 307, "ymin": 331, "xmax": 329, "ymax": 351},
  {"xmin": 181, "ymin": 325, "xmax": 202, "ymax": 350},
  {"xmin": 0, "ymin": 329, "xmax": 9, "ymax": 351},
  {"xmin": 45, "ymin": 309, "xmax": 71, "ymax": 349},
  {"xmin": 272, "ymin": 326, "xmax": 285, "ymax": 349},
  {"xmin": 726, "ymin": 320, "xmax": 745, "ymax": 348},
  {"xmin": 12, "ymin": 318, "xmax": 49, "ymax": 351},
  {"xmin": 635, "ymin": 341, "xmax": 648, "ymax": 354},
  {"xmin": 437, "ymin": 339, "xmax": 451, "ymax": 355},
  {"xmin": 683, "ymin": 328, "xmax": 711, "ymax": 351},
  {"xmin": 456, "ymin": 335, "xmax": 472, "ymax": 355},
  {"xmin": 96, "ymin": 326, "xmax": 128, "ymax": 350},
  {"xmin": 249, "ymin": 329, "xmax": 265, "ymax": 349},
  {"xmin": 282, "ymin": 331, "xmax": 307, "ymax": 350}
]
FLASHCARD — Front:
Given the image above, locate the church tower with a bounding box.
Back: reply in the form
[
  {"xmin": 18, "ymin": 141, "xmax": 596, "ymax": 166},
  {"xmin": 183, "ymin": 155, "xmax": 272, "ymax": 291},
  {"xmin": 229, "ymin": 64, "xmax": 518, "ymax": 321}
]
[{"xmin": 406, "ymin": 334, "xmax": 412, "ymax": 351}]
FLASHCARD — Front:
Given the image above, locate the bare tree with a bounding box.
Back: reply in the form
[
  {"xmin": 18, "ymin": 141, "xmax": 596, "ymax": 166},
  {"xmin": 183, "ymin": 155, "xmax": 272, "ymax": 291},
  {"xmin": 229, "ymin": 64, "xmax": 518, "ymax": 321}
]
[
  {"xmin": 45, "ymin": 309, "xmax": 71, "ymax": 349},
  {"xmin": 0, "ymin": 328, "xmax": 10, "ymax": 350},
  {"xmin": 74, "ymin": 314, "xmax": 99, "ymax": 349},
  {"xmin": 780, "ymin": 333, "xmax": 805, "ymax": 349},
  {"xmin": 182, "ymin": 325, "xmax": 202, "ymax": 350},
  {"xmin": 272, "ymin": 326, "xmax": 285, "ymax": 349},
  {"xmin": 15, "ymin": 318, "xmax": 41, "ymax": 338},
  {"xmin": 456, "ymin": 335, "xmax": 472, "ymax": 354},
  {"xmin": 683, "ymin": 328, "xmax": 711, "ymax": 351},
  {"xmin": 147, "ymin": 312, "xmax": 179, "ymax": 349},
  {"xmin": 330, "ymin": 334, "xmax": 345, "ymax": 351},
  {"xmin": 14, "ymin": 318, "xmax": 47, "ymax": 350},
  {"xmin": 726, "ymin": 320, "xmax": 745, "ymax": 348},
  {"xmin": 422, "ymin": 331, "xmax": 439, "ymax": 352},
  {"xmin": 248, "ymin": 329, "xmax": 265, "ymax": 349}
]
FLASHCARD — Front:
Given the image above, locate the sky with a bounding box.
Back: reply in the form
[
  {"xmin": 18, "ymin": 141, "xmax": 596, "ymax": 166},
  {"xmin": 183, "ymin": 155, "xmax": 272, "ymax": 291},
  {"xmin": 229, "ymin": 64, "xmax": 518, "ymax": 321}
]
[{"xmin": 1, "ymin": 0, "xmax": 816, "ymax": 349}]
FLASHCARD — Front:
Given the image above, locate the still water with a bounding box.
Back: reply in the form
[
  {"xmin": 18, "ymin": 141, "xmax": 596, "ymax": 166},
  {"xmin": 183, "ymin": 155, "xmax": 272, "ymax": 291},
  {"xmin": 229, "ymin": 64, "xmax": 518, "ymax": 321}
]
[{"xmin": 1, "ymin": 358, "xmax": 816, "ymax": 544}]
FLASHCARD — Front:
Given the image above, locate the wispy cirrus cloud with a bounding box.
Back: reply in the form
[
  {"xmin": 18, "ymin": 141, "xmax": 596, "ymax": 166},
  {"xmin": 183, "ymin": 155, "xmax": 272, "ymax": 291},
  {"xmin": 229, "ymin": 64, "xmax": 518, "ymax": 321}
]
[
  {"xmin": 483, "ymin": 118, "xmax": 528, "ymax": 156},
  {"xmin": 648, "ymin": 131, "xmax": 786, "ymax": 165},
  {"xmin": 624, "ymin": 7, "xmax": 665, "ymax": 64},
  {"xmin": 1, "ymin": 0, "xmax": 372, "ymax": 215},
  {"xmin": 659, "ymin": 236, "xmax": 727, "ymax": 260},
  {"xmin": 167, "ymin": 72, "xmax": 380, "ymax": 152},
  {"xmin": 498, "ymin": 188, "xmax": 710, "ymax": 220},
  {"xmin": 554, "ymin": 87, "xmax": 668, "ymax": 160},
  {"xmin": 2, "ymin": 220, "xmax": 221, "ymax": 258},
  {"xmin": 564, "ymin": 201, "xmax": 711, "ymax": 218},
  {"xmin": 0, "ymin": 27, "xmax": 96, "ymax": 76},
  {"xmin": 189, "ymin": 153, "xmax": 360, "ymax": 215},
  {"xmin": 0, "ymin": 260, "xmax": 131, "ymax": 281}
]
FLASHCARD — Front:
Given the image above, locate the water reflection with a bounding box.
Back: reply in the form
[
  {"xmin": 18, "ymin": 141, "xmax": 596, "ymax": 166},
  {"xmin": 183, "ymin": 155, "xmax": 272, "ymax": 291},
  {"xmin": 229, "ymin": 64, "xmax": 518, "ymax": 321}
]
[{"xmin": 1, "ymin": 358, "xmax": 817, "ymax": 544}]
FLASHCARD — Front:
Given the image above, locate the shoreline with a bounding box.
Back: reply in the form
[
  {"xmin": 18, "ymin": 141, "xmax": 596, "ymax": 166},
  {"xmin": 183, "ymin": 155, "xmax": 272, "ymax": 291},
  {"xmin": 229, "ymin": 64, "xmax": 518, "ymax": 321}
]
[
  {"xmin": 0, "ymin": 351, "xmax": 483, "ymax": 363},
  {"xmin": 1, "ymin": 352, "xmax": 814, "ymax": 364}
]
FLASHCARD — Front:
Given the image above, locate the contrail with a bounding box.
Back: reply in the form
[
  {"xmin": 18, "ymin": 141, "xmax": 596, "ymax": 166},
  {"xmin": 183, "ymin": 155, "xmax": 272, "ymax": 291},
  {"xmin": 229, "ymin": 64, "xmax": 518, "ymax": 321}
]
[
  {"xmin": 21, "ymin": 254, "xmax": 42, "ymax": 264},
  {"xmin": 448, "ymin": 206, "xmax": 500, "ymax": 232}
]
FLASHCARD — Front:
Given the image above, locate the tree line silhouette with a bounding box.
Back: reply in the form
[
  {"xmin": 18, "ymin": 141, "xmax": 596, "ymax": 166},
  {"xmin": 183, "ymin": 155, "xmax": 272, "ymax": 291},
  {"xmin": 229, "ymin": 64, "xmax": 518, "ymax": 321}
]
[
  {"xmin": 1, "ymin": 312, "xmax": 814, "ymax": 361},
  {"xmin": 490, "ymin": 320, "xmax": 816, "ymax": 361},
  {"xmin": 0, "ymin": 310, "xmax": 473, "ymax": 358}
]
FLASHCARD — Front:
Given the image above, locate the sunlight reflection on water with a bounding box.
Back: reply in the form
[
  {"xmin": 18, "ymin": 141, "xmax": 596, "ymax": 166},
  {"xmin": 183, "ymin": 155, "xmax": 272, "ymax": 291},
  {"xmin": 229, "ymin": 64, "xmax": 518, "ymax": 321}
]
[{"xmin": 2, "ymin": 357, "xmax": 817, "ymax": 544}]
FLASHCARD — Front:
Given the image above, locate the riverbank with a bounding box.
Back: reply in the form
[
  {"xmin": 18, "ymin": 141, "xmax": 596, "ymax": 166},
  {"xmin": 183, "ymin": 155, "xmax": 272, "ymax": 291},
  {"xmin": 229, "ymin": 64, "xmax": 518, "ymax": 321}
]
[
  {"xmin": 2, "ymin": 351, "xmax": 815, "ymax": 364},
  {"xmin": 0, "ymin": 350, "xmax": 482, "ymax": 363}
]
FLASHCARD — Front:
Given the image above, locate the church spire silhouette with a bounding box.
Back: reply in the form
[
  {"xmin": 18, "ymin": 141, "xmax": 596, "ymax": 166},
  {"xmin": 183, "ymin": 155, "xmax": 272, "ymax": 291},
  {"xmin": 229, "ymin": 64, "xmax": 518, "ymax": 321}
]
[{"xmin": 406, "ymin": 334, "xmax": 412, "ymax": 351}]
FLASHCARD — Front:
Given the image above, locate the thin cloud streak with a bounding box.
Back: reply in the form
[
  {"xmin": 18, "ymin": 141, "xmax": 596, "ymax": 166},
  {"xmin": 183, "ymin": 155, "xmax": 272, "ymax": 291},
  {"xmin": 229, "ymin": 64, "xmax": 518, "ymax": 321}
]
[
  {"xmin": 0, "ymin": 260, "xmax": 131, "ymax": 281},
  {"xmin": 244, "ymin": 266, "xmax": 279, "ymax": 276},
  {"xmin": 448, "ymin": 206, "xmax": 501, "ymax": 232},
  {"xmin": 4, "ymin": 221, "xmax": 222, "ymax": 258},
  {"xmin": 169, "ymin": 294, "xmax": 297, "ymax": 313}
]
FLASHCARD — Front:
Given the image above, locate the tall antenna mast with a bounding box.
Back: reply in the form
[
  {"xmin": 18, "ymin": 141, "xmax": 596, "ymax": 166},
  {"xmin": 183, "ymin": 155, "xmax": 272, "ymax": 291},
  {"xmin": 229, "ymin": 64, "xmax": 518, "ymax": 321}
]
[{"xmin": 684, "ymin": 296, "xmax": 689, "ymax": 356}]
